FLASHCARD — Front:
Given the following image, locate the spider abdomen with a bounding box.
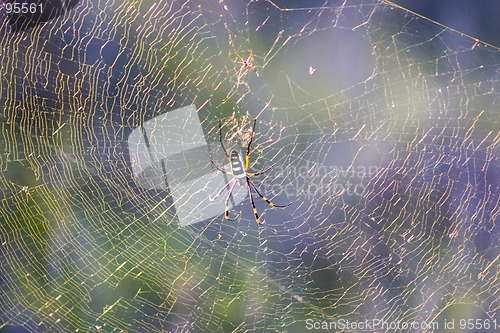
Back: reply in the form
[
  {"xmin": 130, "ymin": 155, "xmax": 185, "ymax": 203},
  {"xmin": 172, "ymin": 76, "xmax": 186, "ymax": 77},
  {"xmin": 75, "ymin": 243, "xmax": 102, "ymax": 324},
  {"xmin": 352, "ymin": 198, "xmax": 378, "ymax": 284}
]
[{"xmin": 230, "ymin": 150, "xmax": 247, "ymax": 178}]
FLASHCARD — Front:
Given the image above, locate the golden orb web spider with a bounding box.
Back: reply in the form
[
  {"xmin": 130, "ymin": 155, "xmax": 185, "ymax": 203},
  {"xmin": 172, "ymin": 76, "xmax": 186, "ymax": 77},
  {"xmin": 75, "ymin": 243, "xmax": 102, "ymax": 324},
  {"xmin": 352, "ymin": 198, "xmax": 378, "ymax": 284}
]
[{"xmin": 209, "ymin": 119, "xmax": 291, "ymax": 224}]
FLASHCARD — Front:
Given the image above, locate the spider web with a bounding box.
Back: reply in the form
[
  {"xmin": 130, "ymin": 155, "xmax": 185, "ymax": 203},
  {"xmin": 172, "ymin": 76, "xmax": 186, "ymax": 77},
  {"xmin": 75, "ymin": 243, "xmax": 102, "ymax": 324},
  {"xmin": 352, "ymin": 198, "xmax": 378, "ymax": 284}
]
[{"xmin": 0, "ymin": 0, "xmax": 498, "ymax": 332}]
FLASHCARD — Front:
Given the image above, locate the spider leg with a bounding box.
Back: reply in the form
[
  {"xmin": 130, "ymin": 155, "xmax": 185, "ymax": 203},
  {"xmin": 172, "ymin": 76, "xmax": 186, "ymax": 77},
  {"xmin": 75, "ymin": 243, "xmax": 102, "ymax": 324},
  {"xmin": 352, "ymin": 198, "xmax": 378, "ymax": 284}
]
[
  {"xmin": 247, "ymin": 178, "xmax": 291, "ymax": 208},
  {"xmin": 235, "ymin": 53, "xmax": 245, "ymax": 63},
  {"xmin": 210, "ymin": 160, "xmax": 229, "ymax": 174},
  {"xmin": 248, "ymin": 64, "xmax": 258, "ymax": 73},
  {"xmin": 247, "ymin": 163, "xmax": 276, "ymax": 177},
  {"xmin": 218, "ymin": 120, "xmax": 229, "ymax": 160},
  {"xmin": 209, "ymin": 178, "xmax": 236, "ymax": 201},
  {"xmin": 224, "ymin": 180, "xmax": 240, "ymax": 221},
  {"xmin": 236, "ymin": 71, "xmax": 243, "ymax": 86},
  {"xmin": 245, "ymin": 119, "xmax": 257, "ymax": 170},
  {"xmin": 246, "ymin": 177, "xmax": 261, "ymax": 224}
]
